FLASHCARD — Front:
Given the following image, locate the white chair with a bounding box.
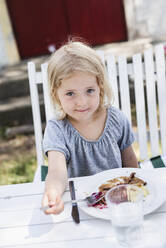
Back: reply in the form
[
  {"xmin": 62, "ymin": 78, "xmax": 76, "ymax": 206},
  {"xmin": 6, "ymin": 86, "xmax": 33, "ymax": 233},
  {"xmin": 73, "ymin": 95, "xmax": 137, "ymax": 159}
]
[
  {"xmin": 106, "ymin": 45, "xmax": 166, "ymax": 169},
  {"xmin": 28, "ymin": 44, "xmax": 166, "ymax": 182},
  {"xmin": 27, "ymin": 62, "xmax": 53, "ymax": 182}
]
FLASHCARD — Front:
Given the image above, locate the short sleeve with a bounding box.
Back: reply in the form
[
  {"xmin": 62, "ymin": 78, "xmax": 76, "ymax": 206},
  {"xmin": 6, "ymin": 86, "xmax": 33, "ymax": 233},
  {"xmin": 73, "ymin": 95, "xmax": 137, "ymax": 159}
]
[
  {"xmin": 43, "ymin": 120, "xmax": 70, "ymax": 162},
  {"xmin": 117, "ymin": 112, "xmax": 135, "ymax": 151}
]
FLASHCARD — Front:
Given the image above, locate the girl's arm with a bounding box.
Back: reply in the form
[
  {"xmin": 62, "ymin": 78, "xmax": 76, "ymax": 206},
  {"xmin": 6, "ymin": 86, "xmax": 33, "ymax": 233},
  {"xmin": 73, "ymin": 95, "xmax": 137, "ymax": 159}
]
[
  {"xmin": 121, "ymin": 145, "xmax": 139, "ymax": 168},
  {"xmin": 42, "ymin": 150, "xmax": 68, "ymax": 214}
]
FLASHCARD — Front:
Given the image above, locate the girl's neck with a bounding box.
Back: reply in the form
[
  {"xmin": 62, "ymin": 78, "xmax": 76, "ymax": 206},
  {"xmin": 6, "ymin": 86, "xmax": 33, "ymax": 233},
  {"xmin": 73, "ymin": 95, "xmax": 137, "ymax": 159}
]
[{"xmin": 67, "ymin": 108, "xmax": 107, "ymax": 141}]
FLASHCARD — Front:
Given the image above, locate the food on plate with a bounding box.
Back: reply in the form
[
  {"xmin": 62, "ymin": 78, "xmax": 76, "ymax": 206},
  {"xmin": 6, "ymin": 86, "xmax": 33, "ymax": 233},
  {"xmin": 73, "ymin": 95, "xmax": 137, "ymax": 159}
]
[
  {"xmin": 107, "ymin": 185, "xmax": 143, "ymax": 204},
  {"xmin": 88, "ymin": 172, "xmax": 149, "ymax": 208},
  {"xmin": 99, "ymin": 172, "xmax": 149, "ymax": 197}
]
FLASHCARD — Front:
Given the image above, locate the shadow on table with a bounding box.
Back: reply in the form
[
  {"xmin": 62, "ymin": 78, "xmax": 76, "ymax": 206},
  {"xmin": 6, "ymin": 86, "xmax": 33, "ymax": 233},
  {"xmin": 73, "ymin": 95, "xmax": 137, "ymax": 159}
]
[
  {"xmin": 26, "ymin": 207, "xmax": 54, "ymax": 238},
  {"xmin": 25, "ymin": 202, "xmax": 71, "ymax": 238}
]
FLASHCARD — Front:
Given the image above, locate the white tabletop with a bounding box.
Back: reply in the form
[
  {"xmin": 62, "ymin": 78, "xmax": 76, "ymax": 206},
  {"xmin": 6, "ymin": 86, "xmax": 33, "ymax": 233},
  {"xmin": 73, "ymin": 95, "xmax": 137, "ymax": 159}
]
[{"xmin": 1, "ymin": 168, "xmax": 166, "ymax": 248}]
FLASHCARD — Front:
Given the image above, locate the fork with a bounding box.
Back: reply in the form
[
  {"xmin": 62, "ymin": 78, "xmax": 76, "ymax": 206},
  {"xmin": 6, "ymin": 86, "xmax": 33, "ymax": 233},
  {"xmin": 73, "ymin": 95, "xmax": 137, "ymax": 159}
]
[{"xmin": 41, "ymin": 192, "xmax": 105, "ymax": 211}]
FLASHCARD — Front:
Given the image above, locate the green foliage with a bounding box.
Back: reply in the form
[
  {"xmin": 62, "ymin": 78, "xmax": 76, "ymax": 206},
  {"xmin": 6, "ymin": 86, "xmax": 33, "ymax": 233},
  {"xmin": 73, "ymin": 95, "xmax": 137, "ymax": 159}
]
[{"xmin": 0, "ymin": 155, "xmax": 37, "ymax": 185}]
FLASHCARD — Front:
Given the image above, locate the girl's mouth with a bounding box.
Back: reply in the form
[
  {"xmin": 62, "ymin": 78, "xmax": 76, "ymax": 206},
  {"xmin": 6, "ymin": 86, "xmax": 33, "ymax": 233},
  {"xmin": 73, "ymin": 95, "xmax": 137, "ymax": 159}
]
[{"xmin": 75, "ymin": 109, "xmax": 89, "ymax": 112}]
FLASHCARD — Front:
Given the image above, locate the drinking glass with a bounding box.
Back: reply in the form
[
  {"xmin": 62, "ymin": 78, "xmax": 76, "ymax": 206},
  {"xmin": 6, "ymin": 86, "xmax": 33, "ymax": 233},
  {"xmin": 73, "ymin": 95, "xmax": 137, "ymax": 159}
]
[{"xmin": 105, "ymin": 184, "xmax": 144, "ymax": 247}]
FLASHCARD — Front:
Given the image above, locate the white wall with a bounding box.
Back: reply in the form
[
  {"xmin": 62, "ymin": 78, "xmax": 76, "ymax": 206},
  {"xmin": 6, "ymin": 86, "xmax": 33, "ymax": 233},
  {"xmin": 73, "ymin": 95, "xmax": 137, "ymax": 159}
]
[
  {"xmin": 124, "ymin": 0, "xmax": 166, "ymax": 41},
  {"xmin": 0, "ymin": 0, "xmax": 20, "ymax": 67},
  {"xmin": 0, "ymin": 25, "xmax": 9, "ymax": 66}
]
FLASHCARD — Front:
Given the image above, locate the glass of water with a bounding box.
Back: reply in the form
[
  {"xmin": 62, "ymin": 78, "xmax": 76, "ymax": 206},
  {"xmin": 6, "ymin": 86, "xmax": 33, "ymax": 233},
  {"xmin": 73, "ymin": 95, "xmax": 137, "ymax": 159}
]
[{"xmin": 105, "ymin": 184, "xmax": 144, "ymax": 247}]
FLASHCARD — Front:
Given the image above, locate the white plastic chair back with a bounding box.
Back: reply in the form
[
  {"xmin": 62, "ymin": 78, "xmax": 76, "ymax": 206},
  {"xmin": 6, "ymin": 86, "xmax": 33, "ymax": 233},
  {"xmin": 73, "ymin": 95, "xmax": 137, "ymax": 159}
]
[{"xmin": 28, "ymin": 62, "xmax": 54, "ymax": 182}]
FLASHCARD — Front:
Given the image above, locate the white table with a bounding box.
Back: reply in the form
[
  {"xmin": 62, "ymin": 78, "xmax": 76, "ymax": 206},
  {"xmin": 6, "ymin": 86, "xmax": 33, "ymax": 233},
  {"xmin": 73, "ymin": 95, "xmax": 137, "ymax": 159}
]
[{"xmin": 1, "ymin": 168, "xmax": 166, "ymax": 248}]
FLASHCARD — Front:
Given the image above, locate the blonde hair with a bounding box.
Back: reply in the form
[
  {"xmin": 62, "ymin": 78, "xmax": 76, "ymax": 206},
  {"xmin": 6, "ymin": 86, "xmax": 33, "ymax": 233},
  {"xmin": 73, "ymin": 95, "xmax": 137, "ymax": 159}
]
[{"xmin": 48, "ymin": 40, "xmax": 114, "ymax": 119}]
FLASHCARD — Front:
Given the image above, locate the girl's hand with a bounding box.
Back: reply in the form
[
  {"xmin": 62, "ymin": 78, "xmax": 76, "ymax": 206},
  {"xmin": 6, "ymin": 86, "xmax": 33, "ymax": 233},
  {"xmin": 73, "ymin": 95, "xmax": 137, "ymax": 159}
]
[{"xmin": 42, "ymin": 188, "xmax": 64, "ymax": 215}]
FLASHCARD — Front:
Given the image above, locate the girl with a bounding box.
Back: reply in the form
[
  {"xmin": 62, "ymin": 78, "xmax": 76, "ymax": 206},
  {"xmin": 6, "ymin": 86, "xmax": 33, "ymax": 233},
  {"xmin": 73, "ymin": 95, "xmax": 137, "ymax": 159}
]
[{"xmin": 42, "ymin": 40, "xmax": 138, "ymax": 215}]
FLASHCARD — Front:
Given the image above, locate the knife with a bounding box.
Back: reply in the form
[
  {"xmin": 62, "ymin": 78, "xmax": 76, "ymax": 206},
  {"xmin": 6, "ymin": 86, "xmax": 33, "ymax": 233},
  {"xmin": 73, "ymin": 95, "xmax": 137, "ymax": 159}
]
[{"xmin": 69, "ymin": 180, "xmax": 80, "ymax": 224}]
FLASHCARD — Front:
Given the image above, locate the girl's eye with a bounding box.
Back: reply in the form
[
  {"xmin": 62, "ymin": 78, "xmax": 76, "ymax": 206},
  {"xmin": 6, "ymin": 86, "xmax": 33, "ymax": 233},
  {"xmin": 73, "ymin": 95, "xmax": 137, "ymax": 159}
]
[
  {"xmin": 66, "ymin": 92, "xmax": 74, "ymax": 96},
  {"xmin": 87, "ymin": 88, "xmax": 95, "ymax": 94}
]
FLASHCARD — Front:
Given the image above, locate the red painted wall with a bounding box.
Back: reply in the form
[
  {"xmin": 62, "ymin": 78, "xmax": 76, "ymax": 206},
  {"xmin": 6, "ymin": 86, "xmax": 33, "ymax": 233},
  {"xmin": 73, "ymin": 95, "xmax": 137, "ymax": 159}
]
[{"xmin": 6, "ymin": 0, "xmax": 127, "ymax": 59}]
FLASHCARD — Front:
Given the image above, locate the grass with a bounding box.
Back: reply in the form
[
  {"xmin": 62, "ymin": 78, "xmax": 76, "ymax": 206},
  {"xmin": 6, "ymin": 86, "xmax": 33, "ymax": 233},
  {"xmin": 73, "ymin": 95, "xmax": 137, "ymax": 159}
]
[
  {"xmin": 0, "ymin": 156, "xmax": 37, "ymax": 185},
  {"xmin": 0, "ymin": 133, "xmax": 37, "ymax": 185}
]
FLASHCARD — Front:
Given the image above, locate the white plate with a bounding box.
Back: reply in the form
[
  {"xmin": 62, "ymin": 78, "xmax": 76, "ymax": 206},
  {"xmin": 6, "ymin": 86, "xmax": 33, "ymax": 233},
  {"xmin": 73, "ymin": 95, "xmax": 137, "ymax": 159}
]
[{"xmin": 77, "ymin": 168, "xmax": 166, "ymax": 220}]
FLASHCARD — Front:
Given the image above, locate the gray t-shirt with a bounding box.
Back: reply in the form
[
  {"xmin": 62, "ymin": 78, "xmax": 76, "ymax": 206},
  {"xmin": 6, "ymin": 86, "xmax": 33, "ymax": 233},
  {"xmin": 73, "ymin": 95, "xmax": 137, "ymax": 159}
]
[{"xmin": 43, "ymin": 106, "xmax": 134, "ymax": 178}]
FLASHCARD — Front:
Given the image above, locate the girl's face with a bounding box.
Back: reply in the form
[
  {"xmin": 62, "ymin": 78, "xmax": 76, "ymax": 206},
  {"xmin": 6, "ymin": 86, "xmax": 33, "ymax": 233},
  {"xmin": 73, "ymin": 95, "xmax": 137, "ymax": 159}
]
[{"xmin": 57, "ymin": 71, "xmax": 100, "ymax": 122}]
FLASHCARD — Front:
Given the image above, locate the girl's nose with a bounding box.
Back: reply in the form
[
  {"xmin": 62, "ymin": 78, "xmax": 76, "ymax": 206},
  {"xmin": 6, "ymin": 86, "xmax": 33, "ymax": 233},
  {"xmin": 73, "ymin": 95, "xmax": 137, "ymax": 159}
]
[{"xmin": 76, "ymin": 95, "xmax": 87, "ymax": 106}]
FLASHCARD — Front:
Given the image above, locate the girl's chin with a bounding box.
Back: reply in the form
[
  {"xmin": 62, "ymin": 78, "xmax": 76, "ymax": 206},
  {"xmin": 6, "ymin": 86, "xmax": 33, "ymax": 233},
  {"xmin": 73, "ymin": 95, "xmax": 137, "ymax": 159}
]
[{"xmin": 68, "ymin": 114, "xmax": 90, "ymax": 122}]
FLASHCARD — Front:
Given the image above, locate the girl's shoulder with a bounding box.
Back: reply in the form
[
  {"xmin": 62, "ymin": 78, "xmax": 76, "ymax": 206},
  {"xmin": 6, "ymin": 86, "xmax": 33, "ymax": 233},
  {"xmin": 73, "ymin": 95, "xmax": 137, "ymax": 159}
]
[
  {"xmin": 106, "ymin": 106, "xmax": 131, "ymax": 133},
  {"xmin": 46, "ymin": 118, "xmax": 70, "ymax": 132},
  {"xmin": 107, "ymin": 106, "xmax": 127, "ymax": 122},
  {"xmin": 48, "ymin": 117, "xmax": 67, "ymax": 125}
]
